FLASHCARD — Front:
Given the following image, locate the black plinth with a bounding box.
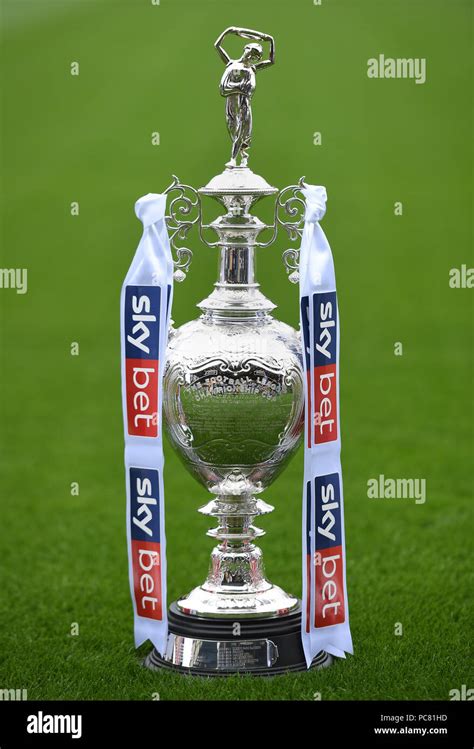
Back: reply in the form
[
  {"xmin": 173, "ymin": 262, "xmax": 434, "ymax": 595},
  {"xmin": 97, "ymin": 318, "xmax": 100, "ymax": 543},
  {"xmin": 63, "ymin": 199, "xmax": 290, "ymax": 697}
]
[{"xmin": 143, "ymin": 602, "xmax": 332, "ymax": 676}]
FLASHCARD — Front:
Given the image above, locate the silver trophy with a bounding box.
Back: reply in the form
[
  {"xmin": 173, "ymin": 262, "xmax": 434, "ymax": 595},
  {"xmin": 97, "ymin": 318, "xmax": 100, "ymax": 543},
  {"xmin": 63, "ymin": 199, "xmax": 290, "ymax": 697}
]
[{"xmin": 145, "ymin": 27, "xmax": 332, "ymax": 674}]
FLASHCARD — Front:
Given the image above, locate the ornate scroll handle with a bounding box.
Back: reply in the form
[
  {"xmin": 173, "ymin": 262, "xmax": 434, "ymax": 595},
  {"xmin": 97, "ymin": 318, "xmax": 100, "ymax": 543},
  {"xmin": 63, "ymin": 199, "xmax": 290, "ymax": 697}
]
[
  {"xmin": 253, "ymin": 177, "xmax": 306, "ymax": 283},
  {"xmin": 276, "ymin": 176, "xmax": 306, "ymax": 283},
  {"xmin": 164, "ymin": 175, "xmax": 201, "ymax": 282}
]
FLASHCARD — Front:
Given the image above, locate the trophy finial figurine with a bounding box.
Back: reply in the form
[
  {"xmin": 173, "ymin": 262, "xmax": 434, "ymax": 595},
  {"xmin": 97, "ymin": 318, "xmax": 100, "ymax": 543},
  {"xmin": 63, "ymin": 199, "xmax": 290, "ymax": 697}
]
[{"xmin": 215, "ymin": 26, "xmax": 275, "ymax": 168}]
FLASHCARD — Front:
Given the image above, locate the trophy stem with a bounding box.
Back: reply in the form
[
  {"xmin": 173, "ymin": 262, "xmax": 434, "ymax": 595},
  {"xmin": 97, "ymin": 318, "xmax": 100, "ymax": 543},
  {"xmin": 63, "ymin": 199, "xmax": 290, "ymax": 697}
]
[
  {"xmin": 203, "ymin": 495, "xmax": 269, "ymax": 600},
  {"xmin": 175, "ymin": 494, "xmax": 298, "ymax": 618}
]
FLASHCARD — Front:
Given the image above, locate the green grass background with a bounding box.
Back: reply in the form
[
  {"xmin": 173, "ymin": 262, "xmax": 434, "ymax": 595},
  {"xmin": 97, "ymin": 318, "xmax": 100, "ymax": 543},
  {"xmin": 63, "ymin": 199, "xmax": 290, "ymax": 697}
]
[{"xmin": 0, "ymin": 0, "xmax": 472, "ymax": 700}]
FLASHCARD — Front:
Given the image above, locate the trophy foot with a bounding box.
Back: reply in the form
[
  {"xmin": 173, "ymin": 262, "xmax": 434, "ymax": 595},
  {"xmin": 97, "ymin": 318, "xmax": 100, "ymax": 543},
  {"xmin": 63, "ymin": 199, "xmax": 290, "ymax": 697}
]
[
  {"xmin": 143, "ymin": 602, "xmax": 333, "ymax": 676},
  {"xmin": 176, "ymin": 580, "xmax": 299, "ymax": 618}
]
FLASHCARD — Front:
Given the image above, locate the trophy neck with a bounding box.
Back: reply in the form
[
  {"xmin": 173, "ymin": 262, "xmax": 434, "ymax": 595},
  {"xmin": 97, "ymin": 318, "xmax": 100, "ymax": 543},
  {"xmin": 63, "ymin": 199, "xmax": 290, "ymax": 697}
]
[
  {"xmin": 198, "ymin": 167, "xmax": 278, "ymax": 320},
  {"xmin": 198, "ymin": 246, "xmax": 275, "ymax": 319},
  {"xmin": 218, "ymin": 246, "xmax": 256, "ymax": 285}
]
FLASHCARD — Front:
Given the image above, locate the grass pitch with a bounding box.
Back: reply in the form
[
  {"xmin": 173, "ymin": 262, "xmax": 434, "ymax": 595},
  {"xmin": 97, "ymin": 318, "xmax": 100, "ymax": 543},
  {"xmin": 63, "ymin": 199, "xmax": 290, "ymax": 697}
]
[{"xmin": 0, "ymin": 0, "xmax": 472, "ymax": 701}]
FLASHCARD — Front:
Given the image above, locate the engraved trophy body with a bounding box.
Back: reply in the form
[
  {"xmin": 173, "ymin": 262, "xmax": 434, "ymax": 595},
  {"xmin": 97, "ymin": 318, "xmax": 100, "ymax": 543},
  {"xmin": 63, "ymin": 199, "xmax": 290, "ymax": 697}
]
[{"xmin": 145, "ymin": 28, "xmax": 332, "ymax": 674}]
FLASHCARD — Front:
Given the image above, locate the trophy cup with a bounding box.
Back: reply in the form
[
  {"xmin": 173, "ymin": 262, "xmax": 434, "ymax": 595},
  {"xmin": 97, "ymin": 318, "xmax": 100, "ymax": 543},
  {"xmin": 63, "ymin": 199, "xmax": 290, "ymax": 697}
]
[{"xmin": 142, "ymin": 27, "xmax": 333, "ymax": 675}]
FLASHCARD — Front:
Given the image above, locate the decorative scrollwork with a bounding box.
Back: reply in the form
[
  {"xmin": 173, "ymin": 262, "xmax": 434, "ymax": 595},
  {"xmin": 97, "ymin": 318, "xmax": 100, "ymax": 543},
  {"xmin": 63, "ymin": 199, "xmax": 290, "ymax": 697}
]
[
  {"xmin": 281, "ymin": 249, "xmax": 300, "ymax": 284},
  {"xmin": 277, "ymin": 177, "xmax": 306, "ymax": 240},
  {"xmin": 164, "ymin": 175, "xmax": 201, "ymax": 281},
  {"xmin": 276, "ymin": 176, "xmax": 306, "ymax": 283}
]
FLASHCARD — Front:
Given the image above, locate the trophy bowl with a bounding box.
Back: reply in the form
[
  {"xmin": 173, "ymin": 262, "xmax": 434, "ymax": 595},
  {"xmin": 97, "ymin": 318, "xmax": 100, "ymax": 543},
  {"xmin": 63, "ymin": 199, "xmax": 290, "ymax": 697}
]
[
  {"xmin": 163, "ymin": 287, "xmax": 304, "ymax": 619},
  {"xmin": 164, "ymin": 315, "xmax": 304, "ymax": 497}
]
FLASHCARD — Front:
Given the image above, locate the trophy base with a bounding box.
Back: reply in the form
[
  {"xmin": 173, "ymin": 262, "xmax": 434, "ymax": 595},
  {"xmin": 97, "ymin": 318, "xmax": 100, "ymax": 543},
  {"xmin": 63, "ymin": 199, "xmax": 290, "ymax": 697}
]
[{"xmin": 143, "ymin": 602, "xmax": 333, "ymax": 676}]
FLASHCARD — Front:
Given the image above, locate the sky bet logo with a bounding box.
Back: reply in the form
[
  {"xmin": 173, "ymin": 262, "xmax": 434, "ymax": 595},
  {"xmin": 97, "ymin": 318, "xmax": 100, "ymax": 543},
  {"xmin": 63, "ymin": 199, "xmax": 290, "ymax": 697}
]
[
  {"xmin": 314, "ymin": 473, "xmax": 345, "ymax": 627},
  {"xmin": 313, "ymin": 291, "xmax": 338, "ymax": 444},
  {"xmin": 125, "ymin": 285, "xmax": 160, "ymax": 437},
  {"xmin": 130, "ymin": 467, "xmax": 162, "ymax": 620}
]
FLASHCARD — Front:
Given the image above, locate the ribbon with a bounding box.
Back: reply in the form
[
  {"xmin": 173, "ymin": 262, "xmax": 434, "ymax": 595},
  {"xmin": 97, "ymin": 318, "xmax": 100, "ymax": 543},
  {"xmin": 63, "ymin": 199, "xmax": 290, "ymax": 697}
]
[
  {"xmin": 120, "ymin": 193, "xmax": 173, "ymax": 656},
  {"xmin": 299, "ymin": 184, "xmax": 353, "ymax": 666}
]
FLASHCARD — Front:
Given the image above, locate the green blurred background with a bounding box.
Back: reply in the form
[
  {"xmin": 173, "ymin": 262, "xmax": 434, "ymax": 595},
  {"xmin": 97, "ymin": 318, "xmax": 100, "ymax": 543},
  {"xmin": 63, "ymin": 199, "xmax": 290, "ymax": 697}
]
[{"xmin": 0, "ymin": 0, "xmax": 472, "ymax": 700}]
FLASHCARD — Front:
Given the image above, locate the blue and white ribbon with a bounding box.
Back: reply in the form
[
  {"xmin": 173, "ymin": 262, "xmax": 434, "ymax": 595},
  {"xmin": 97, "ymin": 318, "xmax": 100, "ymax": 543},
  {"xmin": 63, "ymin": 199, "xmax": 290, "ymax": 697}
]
[
  {"xmin": 299, "ymin": 184, "xmax": 353, "ymax": 665},
  {"xmin": 120, "ymin": 193, "xmax": 173, "ymax": 656}
]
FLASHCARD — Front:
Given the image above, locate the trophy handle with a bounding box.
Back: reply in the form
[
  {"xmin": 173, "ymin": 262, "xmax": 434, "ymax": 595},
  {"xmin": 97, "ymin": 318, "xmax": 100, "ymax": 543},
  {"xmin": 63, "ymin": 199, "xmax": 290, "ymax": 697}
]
[
  {"xmin": 164, "ymin": 176, "xmax": 201, "ymax": 282},
  {"xmin": 276, "ymin": 177, "xmax": 306, "ymax": 284}
]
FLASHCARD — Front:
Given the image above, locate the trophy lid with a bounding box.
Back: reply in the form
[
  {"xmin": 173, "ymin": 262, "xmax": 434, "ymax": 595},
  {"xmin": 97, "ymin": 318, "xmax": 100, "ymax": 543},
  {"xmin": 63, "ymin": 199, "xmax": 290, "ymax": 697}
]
[{"xmin": 199, "ymin": 166, "xmax": 277, "ymax": 198}]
